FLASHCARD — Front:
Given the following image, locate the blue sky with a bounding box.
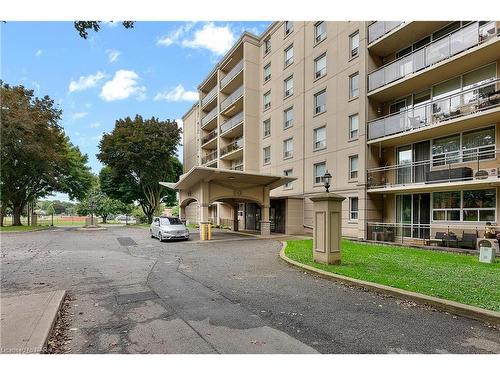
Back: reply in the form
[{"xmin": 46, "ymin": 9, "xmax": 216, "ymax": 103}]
[{"xmin": 1, "ymin": 21, "xmax": 270, "ymax": 195}]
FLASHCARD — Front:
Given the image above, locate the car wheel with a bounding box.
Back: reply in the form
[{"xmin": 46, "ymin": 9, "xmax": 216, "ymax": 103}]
[
  {"xmin": 158, "ymin": 232, "xmax": 163, "ymax": 242},
  {"xmin": 150, "ymin": 229, "xmax": 154, "ymax": 238}
]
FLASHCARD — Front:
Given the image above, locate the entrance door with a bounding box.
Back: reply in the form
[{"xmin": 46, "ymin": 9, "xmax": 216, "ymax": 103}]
[
  {"xmin": 412, "ymin": 141, "xmax": 430, "ymax": 183},
  {"xmin": 245, "ymin": 203, "xmax": 261, "ymax": 231},
  {"xmin": 270, "ymin": 199, "xmax": 286, "ymax": 233},
  {"xmin": 412, "ymin": 193, "xmax": 430, "ymax": 239}
]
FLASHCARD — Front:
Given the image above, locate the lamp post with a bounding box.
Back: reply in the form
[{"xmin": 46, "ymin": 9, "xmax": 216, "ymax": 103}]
[
  {"xmin": 323, "ymin": 170, "xmax": 332, "ymax": 193},
  {"xmin": 88, "ymin": 196, "xmax": 96, "ymax": 226}
]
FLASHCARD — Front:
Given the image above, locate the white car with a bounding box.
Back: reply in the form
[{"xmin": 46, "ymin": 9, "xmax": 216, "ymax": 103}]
[{"xmin": 150, "ymin": 216, "xmax": 189, "ymax": 241}]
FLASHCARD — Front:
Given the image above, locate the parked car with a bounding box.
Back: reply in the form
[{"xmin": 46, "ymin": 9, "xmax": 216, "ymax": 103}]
[
  {"xmin": 150, "ymin": 216, "xmax": 189, "ymax": 241},
  {"xmin": 115, "ymin": 215, "xmax": 137, "ymax": 224}
]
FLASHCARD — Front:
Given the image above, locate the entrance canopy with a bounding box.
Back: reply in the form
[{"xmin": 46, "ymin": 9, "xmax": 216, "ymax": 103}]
[{"xmin": 160, "ymin": 166, "xmax": 296, "ymax": 235}]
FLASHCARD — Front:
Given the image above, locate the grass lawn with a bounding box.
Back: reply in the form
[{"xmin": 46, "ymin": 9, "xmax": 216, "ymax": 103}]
[
  {"xmin": 0, "ymin": 225, "xmax": 50, "ymax": 232},
  {"xmin": 284, "ymin": 239, "xmax": 500, "ymax": 312}
]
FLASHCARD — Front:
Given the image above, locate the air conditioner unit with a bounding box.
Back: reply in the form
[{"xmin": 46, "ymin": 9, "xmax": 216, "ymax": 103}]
[
  {"xmin": 475, "ymin": 168, "xmax": 497, "ymax": 179},
  {"xmin": 285, "ymin": 89, "xmax": 292, "ymax": 97},
  {"xmin": 264, "ymin": 75, "xmax": 271, "ymax": 82}
]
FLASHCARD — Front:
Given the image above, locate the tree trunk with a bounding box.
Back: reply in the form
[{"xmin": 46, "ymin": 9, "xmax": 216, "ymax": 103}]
[
  {"xmin": 0, "ymin": 204, "xmax": 5, "ymax": 227},
  {"xmin": 102, "ymin": 215, "xmax": 107, "ymax": 223},
  {"xmin": 12, "ymin": 204, "xmax": 23, "ymax": 226}
]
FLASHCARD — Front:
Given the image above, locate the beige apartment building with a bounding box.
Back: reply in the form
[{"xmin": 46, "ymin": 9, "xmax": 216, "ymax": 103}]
[{"xmin": 179, "ymin": 21, "xmax": 500, "ymax": 247}]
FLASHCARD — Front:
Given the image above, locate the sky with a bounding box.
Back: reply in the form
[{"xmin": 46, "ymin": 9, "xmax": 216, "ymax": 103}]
[{"xmin": 1, "ymin": 21, "xmax": 270, "ymax": 200}]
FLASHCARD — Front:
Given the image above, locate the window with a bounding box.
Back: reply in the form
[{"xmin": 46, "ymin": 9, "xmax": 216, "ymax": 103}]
[
  {"xmin": 284, "ymin": 21, "xmax": 293, "ymax": 36},
  {"xmin": 350, "ymin": 31, "xmax": 359, "ymax": 58},
  {"xmin": 284, "ymin": 107, "xmax": 293, "ymax": 129},
  {"xmin": 263, "ymin": 91, "xmax": 271, "ymax": 110},
  {"xmin": 283, "ymin": 138, "xmax": 293, "ymax": 159},
  {"xmin": 314, "ymin": 89, "xmax": 326, "ymax": 114},
  {"xmin": 314, "ymin": 53, "xmax": 326, "ymax": 79},
  {"xmin": 263, "ymin": 118, "xmax": 271, "ymax": 137},
  {"xmin": 284, "ymin": 169, "xmax": 293, "ymax": 189},
  {"xmin": 314, "ymin": 22, "xmax": 326, "ymax": 43},
  {"xmin": 432, "ymin": 126, "xmax": 495, "ymax": 166},
  {"xmin": 313, "ymin": 126, "xmax": 326, "ymax": 150},
  {"xmin": 432, "ymin": 189, "xmax": 496, "ymax": 222},
  {"xmin": 350, "ymin": 197, "xmax": 359, "ymax": 220},
  {"xmin": 284, "ymin": 45, "xmax": 294, "ymax": 67},
  {"xmin": 263, "ymin": 146, "xmax": 271, "ymax": 165},
  {"xmin": 314, "ymin": 162, "xmax": 326, "ymax": 184},
  {"xmin": 264, "ymin": 37, "xmax": 271, "ymax": 54},
  {"xmin": 284, "ymin": 75, "xmax": 294, "ymax": 97},
  {"xmin": 349, "ymin": 155, "xmax": 359, "ymax": 179},
  {"xmin": 349, "ymin": 114, "xmax": 359, "ymax": 139},
  {"xmin": 264, "ymin": 63, "xmax": 271, "ymax": 82},
  {"xmin": 349, "ymin": 73, "xmax": 359, "ymax": 98}
]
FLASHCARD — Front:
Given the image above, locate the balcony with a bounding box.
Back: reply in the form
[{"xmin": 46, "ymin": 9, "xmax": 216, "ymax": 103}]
[
  {"xmin": 201, "ymin": 150, "xmax": 217, "ymax": 165},
  {"xmin": 220, "ymin": 111, "xmax": 243, "ymax": 135},
  {"xmin": 368, "ymin": 22, "xmax": 499, "ymax": 94},
  {"xmin": 201, "ymin": 86, "xmax": 218, "ymax": 108},
  {"xmin": 368, "ymin": 21, "xmax": 405, "ymax": 45},
  {"xmin": 220, "ymin": 137, "xmax": 243, "ymax": 159},
  {"xmin": 201, "ymin": 107, "xmax": 218, "ymax": 129},
  {"xmin": 367, "ymin": 148, "xmax": 500, "ymax": 193},
  {"xmin": 368, "ymin": 78, "xmax": 500, "ymax": 142},
  {"xmin": 220, "ymin": 85, "xmax": 244, "ymax": 113},
  {"xmin": 201, "ymin": 129, "xmax": 217, "ymax": 147},
  {"xmin": 220, "ymin": 60, "xmax": 244, "ymax": 90}
]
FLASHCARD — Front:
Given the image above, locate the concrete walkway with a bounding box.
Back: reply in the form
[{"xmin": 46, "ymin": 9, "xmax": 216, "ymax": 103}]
[{"xmin": 1, "ymin": 290, "xmax": 66, "ymax": 353}]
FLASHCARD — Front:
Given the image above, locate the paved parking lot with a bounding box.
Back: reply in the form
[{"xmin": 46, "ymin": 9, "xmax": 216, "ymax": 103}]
[{"xmin": 1, "ymin": 226, "xmax": 499, "ymax": 353}]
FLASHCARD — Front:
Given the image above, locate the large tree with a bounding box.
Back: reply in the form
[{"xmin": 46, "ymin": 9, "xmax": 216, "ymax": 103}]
[
  {"xmin": 97, "ymin": 115, "xmax": 182, "ymax": 223},
  {"xmin": 74, "ymin": 21, "xmax": 134, "ymax": 39},
  {"xmin": 0, "ymin": 82, "xmax": 93, "ymax": 225}
]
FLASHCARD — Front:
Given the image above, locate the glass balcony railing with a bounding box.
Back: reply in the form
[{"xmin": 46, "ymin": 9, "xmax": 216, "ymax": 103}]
[
  {"xmin": 201, "ymin": 151, "xmax": 217, "ymax": 164},
  {"xmin": 201, "ymin": 129, "xmax": 217, "ymax": 145},
  {"xmin": 368, "ymin": 21, "xmax": 498, "ymax": 92},
  {"xmin": 367, "ymin": 148, "xmax": 499, "ymax": 190},
  {"xmin": 220, "ymin": 137, "xmax": 243, "ymax": 156},
  {"xmin": 220, "ymin": 111, "xmax": 243, "ymax": 134},
  {"xmin": 201, "ymin": 86, "xmax": 217, "ymax": 107},
  {"xmin": 367, "ymin": 78, "xmax": 500, "ymax": 140},
  {"xmin": 368, "ymin": 21, "xmax": 405, "ymax": 44},
  {"xmin": 220, "ymin": 60, "xmax": 244, "ymax": 89},
  {"xmin": 220, "ymin": 85, "xmax": 244, "ymax": 112},
  {"xmin": 201, "ymin": 107, "xmax": 217, "ymax": 127}
]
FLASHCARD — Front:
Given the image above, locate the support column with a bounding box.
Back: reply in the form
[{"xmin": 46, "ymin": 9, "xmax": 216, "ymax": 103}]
[
  {"xmin": 199, "ymin": 181, "xmax": 212, "ymax": 240},
  {"xmin": 310, "ymin": 193, "xmax": 346, "ymax": 264},
  {"xmin": 260, "ymin": 186, "xmax": 271, "ymax": 236},
  {"xmin": 179, "ymin": 206, "xmax": 186, "ymax": 222}
]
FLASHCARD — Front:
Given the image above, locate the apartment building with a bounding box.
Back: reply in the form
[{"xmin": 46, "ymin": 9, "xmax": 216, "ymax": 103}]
[{"xmin": 180, "ymin": 21, "xmax": 500, "ymax": 245}]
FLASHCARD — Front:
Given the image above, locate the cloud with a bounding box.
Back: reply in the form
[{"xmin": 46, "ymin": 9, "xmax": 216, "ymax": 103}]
[
  {"xmin": 157, "ymin": 23, "xmax": 195, "ymax": 47},
  {"xmin": 31, "ymin": 81, "xmax": 41, "ymax": 93},
  {"xmin": 106, "ymin": 49, "xmax": 121, "ymax": 63},
  {"xmin": 182, "ymin": 22, "xmax": 235, "ymax": 56},
  {"xmin": 100, "ymin": 70, "xmax": 146, "ymax": 102},
  {"xmin": 89, "ymin": 122, "xmax": 101, "ymax": 129},
  {"xmin": 154, "ymin": 84, "xmax": 198, "ymax": 102},
  {"xmin": 35, "ymin": 49, "xmax": 43, "ymax": 57},
  {"xmin": 68, "ymin": 72, "xmax": 106, "ymax": 93},
  {"xmin": 72, "ymin": 112, "xmax": 88, "ymax": 120}
]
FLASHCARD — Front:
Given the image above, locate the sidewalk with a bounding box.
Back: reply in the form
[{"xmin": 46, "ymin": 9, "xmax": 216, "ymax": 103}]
[{"xmin": 1, "ymin": 290, "xmax": 66, "ymax": 353}]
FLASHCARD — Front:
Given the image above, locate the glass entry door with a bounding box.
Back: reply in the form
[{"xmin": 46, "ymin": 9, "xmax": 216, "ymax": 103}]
[{"xmin": 396, "ymin": 193, "xmax": 430, "ymax": 239}]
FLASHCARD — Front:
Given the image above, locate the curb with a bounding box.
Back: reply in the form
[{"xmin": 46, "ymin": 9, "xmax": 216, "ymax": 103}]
[
  {"xmin": 279, "ymin": 241, "xmax": 500, "ymax": 326},
  {"xmin": 0, "ymin": 226, "xmax": 52, "ymax": 234},
  {"xmin": 32, "ymin": 290, "xmax": 67, "ymax": 353}
]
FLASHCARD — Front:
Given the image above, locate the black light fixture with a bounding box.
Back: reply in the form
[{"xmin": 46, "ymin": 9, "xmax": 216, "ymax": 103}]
[{"xmin": 323, "ymin": 170, "xmax": 332, "ymax": 193}]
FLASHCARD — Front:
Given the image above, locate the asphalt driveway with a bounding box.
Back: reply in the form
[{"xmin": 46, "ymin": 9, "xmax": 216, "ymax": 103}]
[{"xmin": 1, "ymin": 226, "xmax": 499, "ymax": 353}]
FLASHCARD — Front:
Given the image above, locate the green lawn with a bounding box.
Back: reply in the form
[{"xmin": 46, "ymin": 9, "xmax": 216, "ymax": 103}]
[
  {"xmin": 0, "ymin": 225, "xmax": 50, "ymax": 232},
  {"xmin": 284, "ymin": 239, "xmax": 500, "ymax": 312}
]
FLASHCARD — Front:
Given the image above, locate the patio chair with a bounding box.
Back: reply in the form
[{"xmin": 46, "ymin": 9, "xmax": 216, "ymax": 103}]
[
  {"xmin": 427, "ymin": 231, "xmax": 446, "ymax": 246},
  {"xmin": 459, "ymin": 232, "xmax": 478, "ymax": 250}
]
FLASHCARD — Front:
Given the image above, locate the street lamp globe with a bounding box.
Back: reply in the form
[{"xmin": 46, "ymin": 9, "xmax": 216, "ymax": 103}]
[{"xmin": 323, "ymin": 170, "xmax": 332, "ymax": 193}]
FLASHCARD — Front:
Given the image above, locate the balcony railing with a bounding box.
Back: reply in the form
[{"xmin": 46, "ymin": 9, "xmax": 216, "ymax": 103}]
[
  {"xmin": 368, "ymin": 21, "xmax": 498, "ymax": 92},
  {"xmin": 201, "ymin": 107, "xmax": 218, "ymax": 127},
  {"xmin": 367, "ymin": 148, "xmax": 499, "ymax": 190},
  {"xmin": 201, "ymin": 129, "xmax": 217, "ymax": 145},
  {"xmin": 220, "ymin": 60, "xmax": 244, "ymax": 89},
  {"xmin": 201, "ymin": 86, "xmax": 218, "ymax": 107},
  {"xmin": 220, "ymin": 111, "xmax": 244, "ymax": 134},
  {"xmin": 368, "ymin": 78, "xmax": 500, "ymax": 140},
  {"xmin": 231, "ymin": 164, "xmax": 244, "ymax": 171},
  {"xmin": 220, "ymin": 85, "xmax": 244, "ymax": 112},
  {"xmin": 367, "ymin": 222, "xmax": 494, "ymax": 250},
  {"xmin": 201, "ymin": 150, "xmax": 217, "ymax": 164},
  {"xmin": 368, "ymin": 21, "xmax": 405, "ymax": 44},
  {"xmin": 220, "ymin": 137, "xmax": 243, "ymax": 156}
]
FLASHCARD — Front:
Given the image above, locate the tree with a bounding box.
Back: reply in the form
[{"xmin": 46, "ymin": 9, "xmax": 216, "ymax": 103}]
[
  {"xmin": 74, "ymin": 21, "xmax": 135, "ymax": 39},
  {"xmin": 0, "ymin": 82, "xmax": 93, "ymax": 225},
  {"xmin": 97, "ymin": 115, "xmax": 182, "ymax": 223}
]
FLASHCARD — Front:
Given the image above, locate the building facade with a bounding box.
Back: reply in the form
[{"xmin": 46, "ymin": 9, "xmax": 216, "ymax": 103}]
[{"xmin": 181, "ymin": 21, "xmax": 500, "ymax": 244}]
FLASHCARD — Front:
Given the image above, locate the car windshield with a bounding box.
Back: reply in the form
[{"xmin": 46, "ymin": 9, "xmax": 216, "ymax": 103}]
[{"xmin": 159, "ymin": 217, "xmax": 183, "ymax": 226}]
